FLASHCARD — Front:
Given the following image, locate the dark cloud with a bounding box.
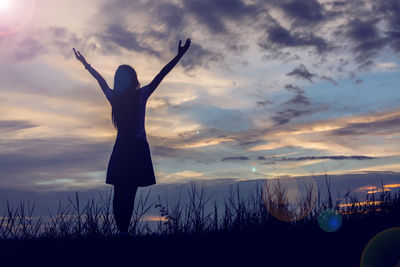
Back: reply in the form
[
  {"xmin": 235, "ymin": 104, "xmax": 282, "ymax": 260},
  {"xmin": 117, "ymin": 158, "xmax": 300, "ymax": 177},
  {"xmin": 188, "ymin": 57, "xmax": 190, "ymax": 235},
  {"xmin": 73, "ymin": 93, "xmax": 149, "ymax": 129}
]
[
  {"xmin": 286, "ymin": 66, "xmax": 336, "ymax": 86},
  {"xmin": 327, "ymin": 116, "xmax": 400, "ymax": 136},
  {"xmin": 182, "ymin": 0, "xmax": 259, "ymax": 35},
  {"xmin": 98, "ymin": 24, "xmax": 161, "ymax": 58},
  {"xmin": 274, "ymin": 155, "xmax": 375, "ymax": 161},
  {"xmin": 346, "ymin": 18, "xmax": 388, "ymax": 65},
  {"xmin": 348, "ymin": 71, "xmax": 364, "ymax": 84},
  {"xmin": 330, "ymin": 0, "xmax": 400, "ymax": 68},
  {"xmin": 375, "ymin": 0, "xmax": 400, "ymax": 52},
  {"xmin": 284, "ymin": 94, "xmax": 312, "ymax": 106},
  {"xmin": 89, "ymin": 0, "xmax": 400, "ymax": 73},
  {"xmin": 0, "ymin": 120, "xmax": 38, "ymax": 133},
  {"xmin": 179, "ymin": 43, "xmax": 225, "ymax": 71},
  {"xmin": 270, "ymin": 108, "xmax": 313, "ymax": 125},
  {"xmin": 0, "ymin": 137, "xmax": 112, "ymax": 188},
  {"xmin": 259, "ymin": 24, "xmax": 330, "ymax": 54},
  {"xmin": 93, "ymin": 0, "xmax": 258, "ymax": 64},
  {"xmin": 320, "ymin": 75, "xmax": 338, "ymax": 86},
  {"xmin": 237, "ymin": 140, "xmax": 265, "ymax": 146},
  {"xmin": 255, "ymin": 0, "xmax": 400, "ymax": 68},
  {"xmin": 47, "ymin": 26, "xmax": 87, "ymax": 59},
  {"xmin": 257, "ymin": 99, "xmax": 274, "ymax": 107},
  {"xmin": 151, "ymin": 2, "xmax": 185, "ymax": 30},
  {"xmin": 284, "ymin": 84, "xmax": 304, "ymax": 94},
  {"xmin": 287, "ymin": 64, "xmax": 317, "ymax": 82},
  {"xmin": 221, "ymin": 156, "xmax": 249, "ymax": 161},
  {"xmin": 280, "ymin": 0, "xmax": 324, "ymax": 27},
  {"xmin": 357, "ymin": 60, "xmax": 376, "ymax": 71},
  {"xmin": 149, "ymin": 144, "xmax": 192, "ymax": 158}
]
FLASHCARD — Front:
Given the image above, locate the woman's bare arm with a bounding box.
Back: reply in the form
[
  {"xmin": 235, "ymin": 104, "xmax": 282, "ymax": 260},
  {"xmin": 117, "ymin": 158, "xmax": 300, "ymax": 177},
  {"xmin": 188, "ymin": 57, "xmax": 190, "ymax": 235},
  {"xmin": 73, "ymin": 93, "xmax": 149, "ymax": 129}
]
[
  {"xmin": 73, "ymin": 48, "xmax": 113, "ymax": 103},
  {"xmin": 146, "ymin": 38, "xmax": 191, "ymax": 98}
]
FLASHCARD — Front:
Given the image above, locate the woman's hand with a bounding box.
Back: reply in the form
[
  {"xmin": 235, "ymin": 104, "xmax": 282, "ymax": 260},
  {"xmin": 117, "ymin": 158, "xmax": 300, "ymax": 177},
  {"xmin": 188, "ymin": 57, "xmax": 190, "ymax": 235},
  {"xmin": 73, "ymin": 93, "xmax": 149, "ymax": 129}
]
[
  {"xmin": 73, "ymin": 48, "xmax": 88, "ymax": 66},
  {"xmin": 178, "ymin": 38, "xmax": 191, "ymax": 56}
]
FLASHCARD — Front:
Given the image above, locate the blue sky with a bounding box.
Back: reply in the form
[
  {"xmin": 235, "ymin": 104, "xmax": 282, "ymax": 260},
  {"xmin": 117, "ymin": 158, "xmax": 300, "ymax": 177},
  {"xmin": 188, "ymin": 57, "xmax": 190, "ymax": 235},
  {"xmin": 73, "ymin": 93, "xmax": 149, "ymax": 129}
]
[{"xmin": 0, "ymin": 0, "xmax": 399, "ymax": 197}]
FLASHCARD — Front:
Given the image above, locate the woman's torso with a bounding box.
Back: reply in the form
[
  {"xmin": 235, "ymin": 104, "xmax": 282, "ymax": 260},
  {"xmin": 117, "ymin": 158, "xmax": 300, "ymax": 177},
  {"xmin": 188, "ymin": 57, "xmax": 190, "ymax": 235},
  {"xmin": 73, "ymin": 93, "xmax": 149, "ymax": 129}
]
[{"xmin": 115, "ymin": 86, "xmax": 148, "ymax": 142}]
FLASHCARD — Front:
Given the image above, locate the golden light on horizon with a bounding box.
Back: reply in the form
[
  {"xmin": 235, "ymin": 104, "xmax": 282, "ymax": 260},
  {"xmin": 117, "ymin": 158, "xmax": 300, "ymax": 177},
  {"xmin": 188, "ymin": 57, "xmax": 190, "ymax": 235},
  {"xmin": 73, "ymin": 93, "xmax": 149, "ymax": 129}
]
[
  {"xmin": 355, "ymin": 184, "xmax": 400, "ymax": 194},
  {"xmin": 338, "ymin": 200, "xmax": 382, "ymax": 208}
]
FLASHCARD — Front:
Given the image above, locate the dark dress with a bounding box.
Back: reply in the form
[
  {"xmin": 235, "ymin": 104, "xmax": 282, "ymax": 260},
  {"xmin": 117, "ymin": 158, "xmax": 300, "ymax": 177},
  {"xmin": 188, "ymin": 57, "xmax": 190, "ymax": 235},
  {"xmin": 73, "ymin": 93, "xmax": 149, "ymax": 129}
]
[
  {"xmin": 105, "ymin": 85, "xmax": 156, "ymax": 187},
  {"xmin": 106, "ymin": 135, "xmax": 156, "ymax": 187}
]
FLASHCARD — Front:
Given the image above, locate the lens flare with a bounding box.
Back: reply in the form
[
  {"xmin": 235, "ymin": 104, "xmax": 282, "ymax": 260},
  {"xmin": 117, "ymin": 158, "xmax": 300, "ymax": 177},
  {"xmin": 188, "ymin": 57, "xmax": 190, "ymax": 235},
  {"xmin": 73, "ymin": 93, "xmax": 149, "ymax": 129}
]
[
  {"xmin": 0, "ymin": 0, "xmax": 10, "ymax": 10},
  {"xmin": 262, "ymin": 175, "xmax": 318, "ymax": 222},
  {"xmin": 318, "ymin": 208, "xmax": 342, "ymax": 232},
  {"xmin": 360, "ymin": 227, "xmax": 400, "ymax": 267},
  {"xmin": 0, "ymin": 0, "xmax": 35, "ymax": 36}
]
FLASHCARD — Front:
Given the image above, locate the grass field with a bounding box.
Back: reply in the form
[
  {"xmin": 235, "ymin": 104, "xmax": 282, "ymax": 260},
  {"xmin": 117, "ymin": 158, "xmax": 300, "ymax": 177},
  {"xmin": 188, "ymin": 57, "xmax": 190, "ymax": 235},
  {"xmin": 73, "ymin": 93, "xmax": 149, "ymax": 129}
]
[{"xmin": 0, "ymin": 172, "xmax": 399, "ymax": 266}]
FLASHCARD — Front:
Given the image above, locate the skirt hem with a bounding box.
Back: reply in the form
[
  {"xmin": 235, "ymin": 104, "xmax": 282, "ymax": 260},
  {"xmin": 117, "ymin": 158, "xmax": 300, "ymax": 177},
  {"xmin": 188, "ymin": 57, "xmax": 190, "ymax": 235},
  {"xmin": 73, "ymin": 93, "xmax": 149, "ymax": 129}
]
[{"xmin": 105, "ymin": 137, "xmax": 156, "ymax": 187}]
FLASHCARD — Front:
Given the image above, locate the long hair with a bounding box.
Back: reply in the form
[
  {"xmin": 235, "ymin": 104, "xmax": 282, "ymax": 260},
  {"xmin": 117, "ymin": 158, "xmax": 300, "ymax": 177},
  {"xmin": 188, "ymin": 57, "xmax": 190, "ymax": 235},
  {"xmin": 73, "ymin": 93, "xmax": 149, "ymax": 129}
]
[{"xmin": 111, "ymin": 65, "xmax": 141, "ymax": 133}]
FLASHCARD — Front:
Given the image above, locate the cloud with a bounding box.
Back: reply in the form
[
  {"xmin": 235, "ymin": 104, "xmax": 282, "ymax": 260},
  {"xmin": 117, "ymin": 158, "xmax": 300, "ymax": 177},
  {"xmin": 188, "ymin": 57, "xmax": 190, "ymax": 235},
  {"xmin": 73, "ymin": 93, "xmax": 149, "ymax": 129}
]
[
  {"xmin": 179, "ymin": 43, "xmax": 225, "ymax": 71},
  {"xmin": 346, "ymin": 18, "xmax": 388, "ymax": 65},
  {"xmin": 245, "ymin": 107, "xmax": 400, "ymax": 157},
  {"xmin": 150, "ymin": 2, "xmax": 186, "ymax": 30},
  {"xmin": 221, "ymin": 156, "xmax": 249, "ymax": 161},
  {"xmin": 52, "ymin": 0, "xmax": 400, "ymax": 73},
  {"xmin": 270, "ymin": 155, "xmax": 375, "ymax": 162},
  {"xmin": 270, "ymin": 108, "xmax": 313, "ymax": 125},
  {"xmin": 326, "ymin": 115, "xmax": 400, "ymax": 136},
  {"xmin": 286, "ymin": 66, "xmax": 338, "ymax": 85},
  {"xmin": 259, "ymin": 24, "xmax": 330, "ymax": 54},
  {"xmin": 14, "ymin": 37, "xmax": 47, "ymax": 61},
  {"xmin": 375, "ymin": 0, "xmax": 400, "ymax": 52},
  {"xmin": 320, "ymin": 75, "xmax": 338, "ymax": 86},
  {"xmin": 286, "ymin": 64, "xmax": 317, "ymax": 82},
  {"xmin": 328, "ymin": 0, "xmax": 400, "ymax": 68},
  {"xmin": 279, "ymin": 0, "xmax": 325, "ymax": 27},
  {"xmin": 355, "ymin": 79, "xmax": 363, "ymax": 84},
  {"xmin": 237, "ymin": 140, "xmax": 265, "ymax": 147},
  {"xmin": 1, "ymin": 26, "xmax": 96, "ymax": 62},
  {"xmin": 284, "ymin": 84, "xmax": 304, "ymax": 94},
  {"xmin": 256, "ymin": 99, "xmax": 274, "ymax": 107},
  {"xmin": 181, "ymin": 0, "xmax": 259, "ymax": 35},
  {"xmin": 0, "ymin": 137, "xmax": 113, "ymax": 189},
  {"xmin": 98, "ymin": 24, "xmax": 161, "ymax": 58},
  {"xmin": 0, "ymin": 120, "xmax": 38, "ymax": 133},
  {"xmin": 284, "ymin": 94, "xmax": 312, "ymax": 106},
  {"xmin": 149, "ymin": 144, "xmax": 196, "ymax": 158},
  {"xmin": 93, "ymin": 0, "xmax": 258, "ymax": 64}
]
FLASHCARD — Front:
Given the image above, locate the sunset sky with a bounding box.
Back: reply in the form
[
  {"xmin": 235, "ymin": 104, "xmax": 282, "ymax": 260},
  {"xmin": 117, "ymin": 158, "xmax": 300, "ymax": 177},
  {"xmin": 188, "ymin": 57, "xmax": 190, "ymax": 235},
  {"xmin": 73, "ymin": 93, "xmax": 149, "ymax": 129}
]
[{"xmin": 0, "ymin": 0, "xmax": 399, "ymax": 194}]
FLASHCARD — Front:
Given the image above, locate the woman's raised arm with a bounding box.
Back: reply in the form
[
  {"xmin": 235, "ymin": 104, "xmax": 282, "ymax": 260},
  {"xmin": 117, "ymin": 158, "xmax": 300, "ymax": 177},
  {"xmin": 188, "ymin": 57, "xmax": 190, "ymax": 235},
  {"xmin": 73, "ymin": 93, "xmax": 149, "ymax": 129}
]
[
  {"xmin": 146, "ymin": 38, "xmax": 191, "ymax": 99},
  {"xmin": 73, "ymin": 48, "xmax": 113, "ymax": 103}
]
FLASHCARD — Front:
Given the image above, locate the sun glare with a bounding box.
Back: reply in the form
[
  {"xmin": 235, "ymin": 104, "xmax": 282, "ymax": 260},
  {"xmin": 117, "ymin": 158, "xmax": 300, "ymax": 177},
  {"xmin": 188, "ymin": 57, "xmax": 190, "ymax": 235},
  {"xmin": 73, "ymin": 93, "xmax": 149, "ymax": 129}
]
[
  {"xmin": 0, "ymin": 0, "xmax": 36, "ymax": 36},
  {"xmin": 0, "ymin": 0, "xmax": 10, "ymax": 10}
]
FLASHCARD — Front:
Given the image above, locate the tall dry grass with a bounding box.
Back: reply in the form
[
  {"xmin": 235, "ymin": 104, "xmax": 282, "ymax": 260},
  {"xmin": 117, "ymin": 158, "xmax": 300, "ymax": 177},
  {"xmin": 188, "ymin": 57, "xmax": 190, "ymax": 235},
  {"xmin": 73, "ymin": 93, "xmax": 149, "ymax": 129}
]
[{"xmin": 0, "ymin": 171, "xmax": 399, "ymax": 240}]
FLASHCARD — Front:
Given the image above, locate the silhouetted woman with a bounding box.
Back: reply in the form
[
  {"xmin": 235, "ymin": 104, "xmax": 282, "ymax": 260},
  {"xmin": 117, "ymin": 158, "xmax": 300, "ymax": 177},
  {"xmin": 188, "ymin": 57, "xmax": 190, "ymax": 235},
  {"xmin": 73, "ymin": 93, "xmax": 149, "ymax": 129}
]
[{"xmin": 73, "ymin": 38, "xmax": 191, "ymax": 237}]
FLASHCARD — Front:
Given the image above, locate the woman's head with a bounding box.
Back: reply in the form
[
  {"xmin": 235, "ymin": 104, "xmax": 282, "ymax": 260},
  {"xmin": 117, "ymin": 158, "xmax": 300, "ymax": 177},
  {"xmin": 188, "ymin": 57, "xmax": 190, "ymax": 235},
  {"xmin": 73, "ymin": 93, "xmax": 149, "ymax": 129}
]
[
  {"xmin": 111, "ymin": 65, "xmax": 141, "ymax": 132},
  {"xmin": 114, "ymin": 65, "xmax": 140, "ymax": 92}
]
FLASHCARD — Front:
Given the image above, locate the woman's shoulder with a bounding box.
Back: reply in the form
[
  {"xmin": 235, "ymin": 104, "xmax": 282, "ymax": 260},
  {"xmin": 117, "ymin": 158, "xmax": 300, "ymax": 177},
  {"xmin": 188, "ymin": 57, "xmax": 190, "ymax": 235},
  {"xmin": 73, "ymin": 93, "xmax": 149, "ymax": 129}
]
[
  {"xmin": 139, "ymin": 85, "xmax": 149, "ymax": 90},
  {"xmin": 139, "ymin": 85, "xmax": 151, "ymax": 100}
]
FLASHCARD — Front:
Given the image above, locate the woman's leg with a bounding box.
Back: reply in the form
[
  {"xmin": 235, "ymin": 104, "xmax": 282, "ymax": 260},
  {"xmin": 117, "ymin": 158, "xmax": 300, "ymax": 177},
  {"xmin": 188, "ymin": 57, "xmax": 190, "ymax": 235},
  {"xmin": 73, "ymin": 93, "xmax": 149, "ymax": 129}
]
[{"xmin": 113, "ymin": 183, "xmax": 139, "ymax": 233}]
